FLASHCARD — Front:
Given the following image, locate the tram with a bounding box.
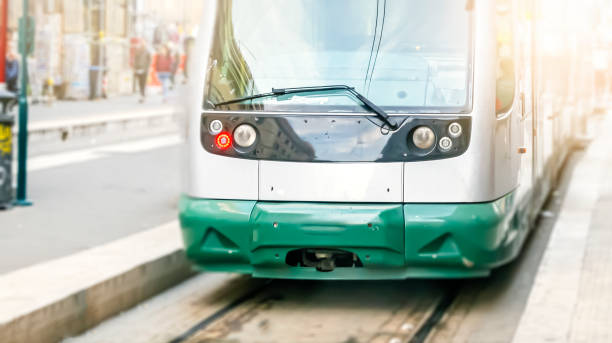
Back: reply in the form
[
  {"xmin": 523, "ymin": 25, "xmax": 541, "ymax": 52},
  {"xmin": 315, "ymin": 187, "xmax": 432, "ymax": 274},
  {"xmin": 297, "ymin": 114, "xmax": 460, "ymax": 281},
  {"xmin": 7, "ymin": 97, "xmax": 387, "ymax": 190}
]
[{"xmin": 179, "ymin": 0, "xmax": 596, "ymax": 279}]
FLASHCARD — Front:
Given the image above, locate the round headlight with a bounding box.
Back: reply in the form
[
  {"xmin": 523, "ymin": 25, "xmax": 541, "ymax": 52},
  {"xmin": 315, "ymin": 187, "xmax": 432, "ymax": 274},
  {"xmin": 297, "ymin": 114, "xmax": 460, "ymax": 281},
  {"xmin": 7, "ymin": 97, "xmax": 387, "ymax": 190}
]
[
  {"xmin": 209, "ymin": 120, "xmax": 223, "ymax": 134},
  {"xmin": 448, "ymin": 122, "xmax": 462, "ymax": 138},
  {"xmin": 233, "ymin": 124, "xmax": 257, "ymax": 148},
  {"xmin": 412, "ymin": 126, "xmax": 436, "ymax": 150},
  {"xmin": 439, "ymin": 137, "xmax": 453, "ymax": 152}
]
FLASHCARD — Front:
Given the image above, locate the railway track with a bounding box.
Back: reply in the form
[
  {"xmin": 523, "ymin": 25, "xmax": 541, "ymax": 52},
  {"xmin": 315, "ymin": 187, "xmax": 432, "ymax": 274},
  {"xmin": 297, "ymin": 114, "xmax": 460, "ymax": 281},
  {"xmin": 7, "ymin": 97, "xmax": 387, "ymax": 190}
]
[
  {"xmin": 168, "ymin": 280, "xmax": 274, "ymax": 343},
  {"xmin": 163, "ymin": 278, "xmax": 463, "ymax": 343}
]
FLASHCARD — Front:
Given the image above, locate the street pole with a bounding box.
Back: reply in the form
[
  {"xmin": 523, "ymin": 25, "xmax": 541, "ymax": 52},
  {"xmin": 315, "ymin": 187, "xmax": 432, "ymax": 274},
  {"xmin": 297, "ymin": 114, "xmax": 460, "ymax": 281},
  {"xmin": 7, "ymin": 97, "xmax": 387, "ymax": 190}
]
[
  {"xmin": 0, "ymin": 0, "xmax": 7, "ymax": 89},
  {"xmin": 15, "ymin": 0, "xmax": 31, "ymax": 206}
]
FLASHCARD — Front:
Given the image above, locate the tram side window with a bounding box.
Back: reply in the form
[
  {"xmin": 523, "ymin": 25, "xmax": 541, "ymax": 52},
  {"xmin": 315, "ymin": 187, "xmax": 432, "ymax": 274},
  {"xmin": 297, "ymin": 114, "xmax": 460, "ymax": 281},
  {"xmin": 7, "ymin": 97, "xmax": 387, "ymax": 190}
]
[{"xmin": 496, "ymin": 1, "xmax": 516, "ymax": 114}]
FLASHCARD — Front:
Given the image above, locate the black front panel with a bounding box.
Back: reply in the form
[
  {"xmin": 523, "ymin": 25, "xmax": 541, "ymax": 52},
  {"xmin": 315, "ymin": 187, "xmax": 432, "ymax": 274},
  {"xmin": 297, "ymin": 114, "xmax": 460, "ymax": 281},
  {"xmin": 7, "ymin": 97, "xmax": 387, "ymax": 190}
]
[{"xmin": 201, "ymin": 113, "xmax": 471, "ymax": 163}]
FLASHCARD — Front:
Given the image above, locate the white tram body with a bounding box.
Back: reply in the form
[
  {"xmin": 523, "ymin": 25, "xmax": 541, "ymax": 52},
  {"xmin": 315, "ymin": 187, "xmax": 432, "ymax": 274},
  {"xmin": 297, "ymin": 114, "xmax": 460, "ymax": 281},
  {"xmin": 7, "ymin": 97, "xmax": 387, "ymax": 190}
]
[{"xmin": 179, "ymin": 0, "xmax": 596, "ymax": 279}]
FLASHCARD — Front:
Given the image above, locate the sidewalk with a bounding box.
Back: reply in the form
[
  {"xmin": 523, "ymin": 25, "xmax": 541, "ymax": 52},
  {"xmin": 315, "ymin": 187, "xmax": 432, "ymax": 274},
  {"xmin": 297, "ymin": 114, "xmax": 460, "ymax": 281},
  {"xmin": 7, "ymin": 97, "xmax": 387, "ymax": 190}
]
[
  {"xmin": 0, "ymin": 221, "xmax": 192, "ymax": 343},
  {"xmin": 512, "ymin": 112, "xmax": 612, "ymax": 343}
]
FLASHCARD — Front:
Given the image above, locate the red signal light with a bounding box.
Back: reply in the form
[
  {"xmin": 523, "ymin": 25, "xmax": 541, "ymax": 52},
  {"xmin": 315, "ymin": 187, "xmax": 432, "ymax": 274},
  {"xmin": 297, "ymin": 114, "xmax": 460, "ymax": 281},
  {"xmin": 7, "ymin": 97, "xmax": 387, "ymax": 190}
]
[{"xmin": 215, "ymin": 132, "xmax": 232, "ymax": 150}]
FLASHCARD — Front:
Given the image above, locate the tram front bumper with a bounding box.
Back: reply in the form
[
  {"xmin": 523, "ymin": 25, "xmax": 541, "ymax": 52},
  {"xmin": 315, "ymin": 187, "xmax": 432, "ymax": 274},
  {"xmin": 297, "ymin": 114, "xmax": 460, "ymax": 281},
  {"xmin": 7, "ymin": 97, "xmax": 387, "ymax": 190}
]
[{"xmin": 179, "ymin": 192, "xmax": 524, "ymax": 280}]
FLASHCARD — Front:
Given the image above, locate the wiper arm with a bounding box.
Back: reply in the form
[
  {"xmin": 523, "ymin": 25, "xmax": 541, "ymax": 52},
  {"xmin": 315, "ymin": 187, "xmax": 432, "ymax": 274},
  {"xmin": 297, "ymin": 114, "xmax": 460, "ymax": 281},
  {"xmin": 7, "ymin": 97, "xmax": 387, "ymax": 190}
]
[
  {"xmin": 213, "ymin": 85, "xmax": 398, "ymax": 130},
  {"xmin": 213, "ymin": 90, "xmax": 278, "ymax": 108}
]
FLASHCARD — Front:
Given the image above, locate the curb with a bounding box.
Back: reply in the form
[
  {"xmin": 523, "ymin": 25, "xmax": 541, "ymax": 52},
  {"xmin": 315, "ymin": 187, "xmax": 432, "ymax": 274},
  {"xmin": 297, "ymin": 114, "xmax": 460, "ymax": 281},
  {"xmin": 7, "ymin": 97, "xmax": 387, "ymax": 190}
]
[
  {"xmin": 18, "ymin": 109, "xmax": 180, "ymax": 144},
  {"xmin": 0, "ymin": 221, "xmax": 194, "ymax": 343}
]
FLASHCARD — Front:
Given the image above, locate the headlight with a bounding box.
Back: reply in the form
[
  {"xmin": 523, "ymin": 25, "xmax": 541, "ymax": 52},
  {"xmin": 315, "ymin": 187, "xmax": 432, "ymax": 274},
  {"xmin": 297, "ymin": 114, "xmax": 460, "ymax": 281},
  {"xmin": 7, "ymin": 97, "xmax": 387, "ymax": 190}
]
[
  {"xmin": 448, "ymin": 122, "xmax": 462, "ymax": 138},
  {"xmin": 233, "ymin": 124, "xmax": 257, "ymax": 148},
  {"xmin": 412, "ymin": 126, "xmax": 436, "ymax": 150},
  {"xmin": 209, "ymin": 120, "xmax": 223, "ymax": 134},
  {"xmin": 439, "ymin": 137, "xmax": 453, "ymax": 152}
]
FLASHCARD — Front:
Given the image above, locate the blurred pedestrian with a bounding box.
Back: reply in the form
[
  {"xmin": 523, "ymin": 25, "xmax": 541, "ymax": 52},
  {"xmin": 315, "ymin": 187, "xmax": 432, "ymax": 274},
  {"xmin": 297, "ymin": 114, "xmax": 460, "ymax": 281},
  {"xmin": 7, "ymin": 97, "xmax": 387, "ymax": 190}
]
[
  {"xmin": 134, "ymin": 40, "xmax": 151, "ymax": 103},
  {"xmin": 155, "ymin": 45, "xmax": 174, "ymax": 103},
  {"xmin": 6, "ymin": 51, "xmax": 19, "ymax": 93},
  {"xmin": 170, "ymin": 44, "xmax": 181, "ymax": 89}
]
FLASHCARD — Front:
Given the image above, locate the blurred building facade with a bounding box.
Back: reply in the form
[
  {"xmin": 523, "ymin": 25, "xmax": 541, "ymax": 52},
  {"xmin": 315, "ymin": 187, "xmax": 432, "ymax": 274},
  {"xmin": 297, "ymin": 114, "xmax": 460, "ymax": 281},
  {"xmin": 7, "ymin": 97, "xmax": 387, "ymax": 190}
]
[{"xmin": 6, "ymin": 0, "xmax": 203, "ymax": 100}]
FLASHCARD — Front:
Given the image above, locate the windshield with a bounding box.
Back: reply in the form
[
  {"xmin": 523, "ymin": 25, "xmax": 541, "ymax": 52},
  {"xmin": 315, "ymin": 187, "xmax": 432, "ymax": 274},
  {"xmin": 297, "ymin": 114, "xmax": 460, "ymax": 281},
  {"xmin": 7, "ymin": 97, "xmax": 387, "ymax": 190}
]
[{"xmin": 204, "ymin": 0, "xmax": 473, "ymax": 114}]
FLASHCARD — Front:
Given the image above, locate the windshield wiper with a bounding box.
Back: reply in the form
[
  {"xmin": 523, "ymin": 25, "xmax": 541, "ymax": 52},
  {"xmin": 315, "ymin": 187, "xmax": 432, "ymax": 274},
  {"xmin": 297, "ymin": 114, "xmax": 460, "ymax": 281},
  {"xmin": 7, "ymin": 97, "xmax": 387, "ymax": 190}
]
[{"xmin": 213, "ymin": 85, "xmax": 398, "ymax": 130}]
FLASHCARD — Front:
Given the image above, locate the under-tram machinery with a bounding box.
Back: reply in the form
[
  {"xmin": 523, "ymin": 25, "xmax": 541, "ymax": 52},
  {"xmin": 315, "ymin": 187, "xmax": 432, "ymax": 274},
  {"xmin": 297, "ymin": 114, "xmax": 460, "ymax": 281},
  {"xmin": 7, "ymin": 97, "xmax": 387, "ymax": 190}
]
[{"xmin": 179, "ymin": 0, "xmax": 597, "ymax": 279}]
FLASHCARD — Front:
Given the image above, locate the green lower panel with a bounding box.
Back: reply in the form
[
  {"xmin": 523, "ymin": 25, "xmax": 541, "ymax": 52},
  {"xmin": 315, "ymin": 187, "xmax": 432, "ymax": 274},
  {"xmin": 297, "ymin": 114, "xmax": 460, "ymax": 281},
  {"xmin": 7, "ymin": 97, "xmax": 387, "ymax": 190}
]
[
  {"xmin": 250, "ymin": 202, "xmax": 406, "ymax": 270},
  {"xmin": 179, "ymin": 191, "xmax": 528, "ymax": 280},
  {"xmin": 404, "ymin": 193, "xmax": 524, "ymax": 271},
  {"xmin": 179, "ymin": 198, "xmax": 256, "ymax": 273}
]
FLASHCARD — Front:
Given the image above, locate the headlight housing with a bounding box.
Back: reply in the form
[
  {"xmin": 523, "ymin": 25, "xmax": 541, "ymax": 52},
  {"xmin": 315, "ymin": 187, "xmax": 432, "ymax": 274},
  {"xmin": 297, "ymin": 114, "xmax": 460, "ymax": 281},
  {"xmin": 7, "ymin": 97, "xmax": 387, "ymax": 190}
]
[
  {"xmin": 412, "ymin": 126, "xmax": 436, "ymax": 150},
  {"xmin": 233, "ymin": 124, "xmax": 257, "ymax": 148}
]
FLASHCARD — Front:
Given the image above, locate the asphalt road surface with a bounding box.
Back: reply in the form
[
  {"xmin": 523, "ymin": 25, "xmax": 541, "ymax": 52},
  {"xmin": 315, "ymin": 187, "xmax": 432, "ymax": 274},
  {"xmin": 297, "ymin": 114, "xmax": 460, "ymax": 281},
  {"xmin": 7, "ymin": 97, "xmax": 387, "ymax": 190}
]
[{"xmin": 0, "ymin": 137, "xmax": 182, "ymax": 273}]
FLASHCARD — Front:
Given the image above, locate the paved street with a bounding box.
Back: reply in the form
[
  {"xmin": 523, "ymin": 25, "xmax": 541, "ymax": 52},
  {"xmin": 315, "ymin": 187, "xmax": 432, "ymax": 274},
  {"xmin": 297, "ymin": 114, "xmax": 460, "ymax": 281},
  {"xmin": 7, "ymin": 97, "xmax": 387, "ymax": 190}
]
[
  {"xmin": 1, "ymin": 90, "xmax": 184, "ymax": 274},
  {"xmin": 0, "ymin": 140, "xmax": 181, "ymax": 273}
]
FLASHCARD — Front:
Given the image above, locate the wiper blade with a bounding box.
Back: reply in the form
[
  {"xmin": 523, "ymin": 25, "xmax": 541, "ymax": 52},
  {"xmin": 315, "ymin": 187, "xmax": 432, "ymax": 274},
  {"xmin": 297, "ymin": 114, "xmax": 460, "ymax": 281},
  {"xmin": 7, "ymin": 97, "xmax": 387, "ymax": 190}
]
[
  {"xmin": 213, "ymin": 85, "xmax": 350, "ymax": 107},
  {"xmin": 213, "ymin": 85, "xmax": 398, "ymax": 130}
]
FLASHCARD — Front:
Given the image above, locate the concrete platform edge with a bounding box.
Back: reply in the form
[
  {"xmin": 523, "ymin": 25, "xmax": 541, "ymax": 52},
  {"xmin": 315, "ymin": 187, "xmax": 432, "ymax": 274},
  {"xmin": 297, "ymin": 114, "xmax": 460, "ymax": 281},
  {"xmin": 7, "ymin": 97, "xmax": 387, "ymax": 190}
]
[
  {"xmin": 13, "ymin": 108, "xmax": 180, "ymax": 144},
  {"xmin": 27, "ymin": 109, "xmax": 179, "ymax": 133},
  {"xmin": 0, "ymin": 222, "xmax": 195, "ymax": 343}
]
